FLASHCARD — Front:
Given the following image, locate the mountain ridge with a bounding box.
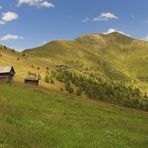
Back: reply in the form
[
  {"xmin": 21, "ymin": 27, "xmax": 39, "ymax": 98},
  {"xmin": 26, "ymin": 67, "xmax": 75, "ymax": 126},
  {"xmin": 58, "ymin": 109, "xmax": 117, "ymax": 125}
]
[{"xmin": 24, "ymin": 32, "xmax": 148, "ymax": 52}]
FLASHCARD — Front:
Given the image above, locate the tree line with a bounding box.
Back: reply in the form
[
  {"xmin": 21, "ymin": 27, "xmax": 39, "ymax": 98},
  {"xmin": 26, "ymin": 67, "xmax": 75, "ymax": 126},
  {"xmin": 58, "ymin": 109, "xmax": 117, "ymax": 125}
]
[{"xmin": 54, "ymin": 69, "xmax": 148, "ymax": 111}]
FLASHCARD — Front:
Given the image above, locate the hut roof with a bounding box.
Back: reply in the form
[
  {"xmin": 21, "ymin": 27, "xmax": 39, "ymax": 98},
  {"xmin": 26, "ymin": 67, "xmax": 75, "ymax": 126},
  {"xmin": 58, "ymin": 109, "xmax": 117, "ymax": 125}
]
[
  {"xmin": 0, "ymin": 66, "xmax": 15, "ymax": 74},
  {"xmin": 25, "ymin": 78, "xmax": 39, "ymax": 81}
]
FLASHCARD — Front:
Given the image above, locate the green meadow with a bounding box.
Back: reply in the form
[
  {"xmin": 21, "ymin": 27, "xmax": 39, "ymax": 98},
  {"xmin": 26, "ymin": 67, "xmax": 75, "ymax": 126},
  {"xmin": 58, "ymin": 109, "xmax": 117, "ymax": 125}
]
[
  {"xmin": 0, "ymin": 32, "xmax": 148, "ymax": 147},
  {"xmin": 0, "ymin": 84, "xmax": 148, "ymax": 148}
]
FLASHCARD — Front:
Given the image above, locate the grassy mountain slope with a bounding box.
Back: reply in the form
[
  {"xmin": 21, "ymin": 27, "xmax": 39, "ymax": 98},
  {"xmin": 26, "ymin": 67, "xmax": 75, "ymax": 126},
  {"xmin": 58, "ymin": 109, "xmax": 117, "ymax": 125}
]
[
  {"xmin": 0, "ymin": 33, "xmax": 148, "ymax": 147},
  {"xmin": 0, "ymin": 83, "xmax": 148, "ymax": 148},
  {"xmin": 23, "ymin": 32, "xmax": 148, "ymax": 88},
  {"xmin": 24, "ymin": 33, "xmax": 136, "ymax": 81},
  {"xmin": 0, "ymin": 46, "xmax": 42, "ymax": 82},
  {"xmin": 24, "ymin": 33, "xmax": 148, "ymax": 111},
  {"xmin": 25, "ymin": 32, "xmax": 148, "ymax": 82},
  {"xmin": 75, "ymin": 32, "xmax": 148, "ymax": 80},
  {"xmin": 0, "ymin": 32, "xmax": 148, "ymax": 110},
  {"xmin": 24, "ymin": 40, "xmax": 98, "ymax": 69}
]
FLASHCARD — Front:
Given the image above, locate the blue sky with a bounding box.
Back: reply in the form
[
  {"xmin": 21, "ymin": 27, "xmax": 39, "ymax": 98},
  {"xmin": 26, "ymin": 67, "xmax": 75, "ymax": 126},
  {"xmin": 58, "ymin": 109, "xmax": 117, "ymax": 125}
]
[{"xmin": 0, "ymin": 0, "xmax": 148, "ymax": 50}]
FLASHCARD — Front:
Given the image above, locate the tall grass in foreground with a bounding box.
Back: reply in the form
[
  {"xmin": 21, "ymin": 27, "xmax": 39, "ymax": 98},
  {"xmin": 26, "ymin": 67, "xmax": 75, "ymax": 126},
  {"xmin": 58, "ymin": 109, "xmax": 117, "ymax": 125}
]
[{"xmin": 0, "ymin": 84, "xmax": 148, "ymax": 148}]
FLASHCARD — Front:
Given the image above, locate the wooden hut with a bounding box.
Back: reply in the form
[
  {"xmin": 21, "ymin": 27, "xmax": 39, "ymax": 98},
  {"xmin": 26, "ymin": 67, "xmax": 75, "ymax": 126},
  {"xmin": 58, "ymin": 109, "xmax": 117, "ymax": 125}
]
[
  {"xmin": 24, "ymin": 73, "xmax": 39, "ymax": 86},
  {"xmin": 0, "ymin": 66, "xmax": 15, "ymax": 83},
  {"xmin": 24, "ymin": 78, "xmax": 39, "ymax": 86}
]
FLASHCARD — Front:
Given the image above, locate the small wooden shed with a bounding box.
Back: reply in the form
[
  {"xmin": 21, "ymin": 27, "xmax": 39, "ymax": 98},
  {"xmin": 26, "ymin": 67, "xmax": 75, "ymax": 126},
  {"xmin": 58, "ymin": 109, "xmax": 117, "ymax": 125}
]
[
  {"xmin": 0, "ymin": 66, "xmax": 15, "ymax": 83},
  {"xmin": 24, "ymin": 78, "xmax": 39, "ymax": 86}
]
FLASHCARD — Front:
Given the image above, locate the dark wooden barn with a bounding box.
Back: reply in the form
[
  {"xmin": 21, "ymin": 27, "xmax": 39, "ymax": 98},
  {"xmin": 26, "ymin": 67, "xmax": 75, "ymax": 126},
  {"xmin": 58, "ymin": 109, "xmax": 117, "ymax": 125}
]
[
  {"xmin": 24, "ymin": 78, "xmax": 39, "ymax": 86},
  {"xmin": 0, "ymin": 66, "xmax": 15, "ymax": 83}
]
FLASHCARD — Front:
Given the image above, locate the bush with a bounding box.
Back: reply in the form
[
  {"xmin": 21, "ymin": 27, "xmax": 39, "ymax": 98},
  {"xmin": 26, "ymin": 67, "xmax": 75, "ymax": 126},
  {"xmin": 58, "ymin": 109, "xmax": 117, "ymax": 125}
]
[
  {"xmin": 45, "ymin": 74, "xmax": 50, "ymax": 83},
  {"xmin": 50, "ymin": 77, "xmax": 54, "ymax": 84},
  {"xmin": 31, "ymin": 64, "xmax": 34, "ymax": 68},
  {"xmin": 60, "ymin": 88, "xmax": 63, "ymax": 91},
  {"xmin": 65, "ymin": 81, "xmax": 70, "ymax": 91},
  {"xmin": 3, "ymin": 45, "xmax": 7, "ymax": 49},
  {"xmin": 38, "ymin": 74, "xmax": 41, "ymax": 80},
  {"xmin": 76, "ymin": 88, "xmax": 82, "ymax": 96},
  {"xmin": 65, "ymin": 81, "xmax": 74, "ymax": 94},
  {"xmin": 21, "ymin": 53, "xmax": 26, "ymax": 57},
  {"xmin": 12, "ymin": 49, "xmax": 15, "ymax": 53},
  {"xmin": 37, "ymin": 66, "xmax": 40, "ymax": 70},
  {"xmin": 68, "ymin": 87, "xmax": 74, "ymax": 94}
]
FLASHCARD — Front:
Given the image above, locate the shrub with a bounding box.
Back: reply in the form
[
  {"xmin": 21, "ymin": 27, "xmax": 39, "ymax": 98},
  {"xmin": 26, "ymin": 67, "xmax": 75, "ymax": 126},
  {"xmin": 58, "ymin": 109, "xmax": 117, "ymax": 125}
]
[
  {"xmin": 12, "ymin": 49, "xmax": 15, "ymax": 53},
  {"xmin": 37, "ymin": 66, "xmax": 40, "ymax": 70},
  {"xmin": 3, "ymin": 45, "xmax": 7, "ymax": 49},
  {"xmin": 21, "ymin": 53, "xmax": 26, "ymax": 57},
  {"xmin": 65, "ymin": 81, "xmax": 70, "ymax": 91},
  {"xmin": 76, "ymin": 88, "xmax": 82, "ymax": 96},
  {"xmin": 50, "ymin": 77, "xmax": 54, "ymax": 84},
  {"xmin": 60, "ymin": 88, "xmax": 63, "ymax": 91},
  {"xmin": 68, "ymin": 87, "xmax": 74, "ymax": 94},
  {"xmin": 31, "ymin": 64, "xmax": 34, "ymax": 68},
  {"xmin": 38, "ymin": 74, "xmax": 41, "ymax": 80},
  {"xmin": 45, "ymin": 74, "xmax": 50, "ymax": 83}
]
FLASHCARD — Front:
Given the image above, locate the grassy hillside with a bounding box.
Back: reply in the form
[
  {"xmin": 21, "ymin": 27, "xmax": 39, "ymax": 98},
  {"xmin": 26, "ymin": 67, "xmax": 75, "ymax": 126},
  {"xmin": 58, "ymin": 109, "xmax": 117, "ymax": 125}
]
[
  {"xmin": 25, "ymin": 32, "xmax": 148, "ymax": 82},
  {"xmin": 0, "ymin": 32, "xmax": 148, "ymax": 110},
  {"xmin": 0, "ymin": 83, "xmax": 148, "ymax": 148},
  {"xmin": 0, "ymin": 45, "xmax": 36, "ymax": 81},
  {"xmin": 75, "ymin": 32, "xmax": 148, "ymax": 80}
]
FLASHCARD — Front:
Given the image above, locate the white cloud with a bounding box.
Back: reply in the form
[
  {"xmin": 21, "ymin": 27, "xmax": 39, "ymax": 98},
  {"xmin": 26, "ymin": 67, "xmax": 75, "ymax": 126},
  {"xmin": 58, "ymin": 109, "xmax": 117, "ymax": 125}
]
[
  {"xmin": 41, "ymin": 1, "xmax": 55, "ymax": 8},
  {"xmin": 2, "ymin": 12, "xmax": 18, "ymax": 22},
  {"xmin": 0, "ymin": 5, "xmax": 3, "ymax": 9},
  {"xmin": 104, "ymin": 28, "xmax": 130, "ymax": 36},
  {"xmin": 0, "ymin": 34, "xmax": 24, "ymax": 41},
  {"xmin": 17, "ymin": 0, "xmax": 42, "ymax": 6},
  {"xmin": 93, "ymin": 12, "xmax": 118, "ymax": 21},
  {"xmin": 17, "ymin": 0, "xmax": 55, "ymax": 8},
  {"xmin": 144, "ymin": 36, "xmax": 148, "ymax": 41},
  {"xmin": 0, "ymin": 20, "xmax": 5, "ymax": 25}
]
